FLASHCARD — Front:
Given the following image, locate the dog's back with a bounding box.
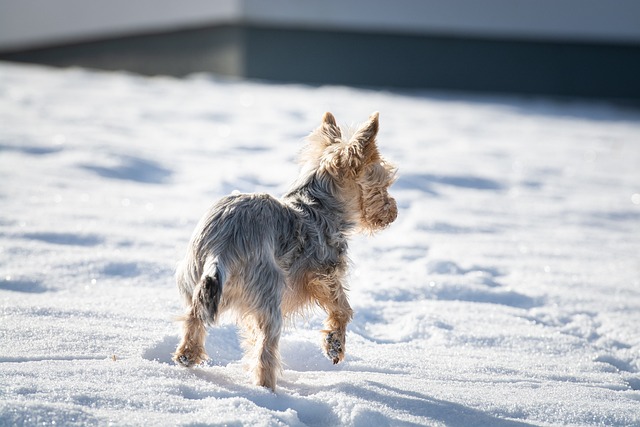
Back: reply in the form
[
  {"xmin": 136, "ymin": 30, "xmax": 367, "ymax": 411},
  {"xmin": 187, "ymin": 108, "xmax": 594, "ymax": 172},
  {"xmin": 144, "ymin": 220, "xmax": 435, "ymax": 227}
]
[{"xmin": 176, "ymin": 193, "xmax": 299, "ymax": 309}]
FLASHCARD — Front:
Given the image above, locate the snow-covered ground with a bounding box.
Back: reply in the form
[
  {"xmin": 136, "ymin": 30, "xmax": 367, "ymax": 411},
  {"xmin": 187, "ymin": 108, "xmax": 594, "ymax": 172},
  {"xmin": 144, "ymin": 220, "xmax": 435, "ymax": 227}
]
[{"xmin": 1, "ymin": 61, "xmax": 639, "ymax": 426}]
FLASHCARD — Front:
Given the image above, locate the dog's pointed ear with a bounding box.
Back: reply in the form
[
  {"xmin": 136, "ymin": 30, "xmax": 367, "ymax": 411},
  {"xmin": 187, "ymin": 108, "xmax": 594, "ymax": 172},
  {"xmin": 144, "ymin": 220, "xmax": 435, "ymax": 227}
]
[
  {"xmin": 322, "ymin": 111, "xmax": 337, "ymax": 127},
  {"xmin": 320, "ymin": 111, "xmax": 342, "ymax": 143},
  {"xmin": 350, "ymin": 111, "xmax": 379, "ymax": 150},
  {"xmin": 335, "ymin": 112, "xmax": 380, "ymax": 176}
]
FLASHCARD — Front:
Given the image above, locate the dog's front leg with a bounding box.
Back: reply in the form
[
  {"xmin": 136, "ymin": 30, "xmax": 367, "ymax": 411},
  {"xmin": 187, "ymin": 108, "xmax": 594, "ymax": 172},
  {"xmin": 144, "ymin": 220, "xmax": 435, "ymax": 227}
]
[{"xmin": 316, "ymin": 281, "xmax": 353, "ymax": 364}]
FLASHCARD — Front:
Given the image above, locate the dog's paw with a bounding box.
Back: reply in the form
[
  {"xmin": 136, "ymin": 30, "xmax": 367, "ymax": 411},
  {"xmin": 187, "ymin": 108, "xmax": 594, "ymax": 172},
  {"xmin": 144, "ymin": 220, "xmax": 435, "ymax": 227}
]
[
  {"xmin": 323, "ymin": 330, "xmax": 345, "ymax": 364},
  {"xmin": 173, "ymin": 347, "xmax": 207, "ymax": 368},
  {"xmin": 175, "ymin": 354, "xmax": 190, "ymax": 367}
]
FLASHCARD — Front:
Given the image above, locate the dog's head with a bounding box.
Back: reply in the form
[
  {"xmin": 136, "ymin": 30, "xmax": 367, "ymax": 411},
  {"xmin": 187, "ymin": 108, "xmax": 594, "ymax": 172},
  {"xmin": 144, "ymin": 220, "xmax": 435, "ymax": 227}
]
[{"xmin": 304, "ymin": 111, "xmax": 398, "ymax": 233}]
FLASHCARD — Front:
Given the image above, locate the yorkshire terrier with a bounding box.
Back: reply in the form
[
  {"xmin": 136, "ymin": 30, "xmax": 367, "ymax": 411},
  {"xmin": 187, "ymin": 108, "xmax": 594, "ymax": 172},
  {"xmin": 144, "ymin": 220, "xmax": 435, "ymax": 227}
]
[{"xmin": 173, "ymin": 111, "xmax": 397, "ymax": 390}]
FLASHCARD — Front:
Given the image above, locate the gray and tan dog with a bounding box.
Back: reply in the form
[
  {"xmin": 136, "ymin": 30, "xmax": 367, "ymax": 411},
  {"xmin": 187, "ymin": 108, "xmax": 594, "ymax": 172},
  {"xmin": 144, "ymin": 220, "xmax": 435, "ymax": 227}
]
[{"xmin": 173, "ymin": 111, "xmax": 397, "ymax": 390}]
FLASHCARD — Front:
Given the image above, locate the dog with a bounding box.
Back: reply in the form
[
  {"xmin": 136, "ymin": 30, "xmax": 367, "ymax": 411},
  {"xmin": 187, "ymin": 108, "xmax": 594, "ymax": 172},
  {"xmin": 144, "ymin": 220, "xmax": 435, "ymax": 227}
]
[{"xmin": 173, "ymin": 111, "xmax": 397, "ymax": 390}]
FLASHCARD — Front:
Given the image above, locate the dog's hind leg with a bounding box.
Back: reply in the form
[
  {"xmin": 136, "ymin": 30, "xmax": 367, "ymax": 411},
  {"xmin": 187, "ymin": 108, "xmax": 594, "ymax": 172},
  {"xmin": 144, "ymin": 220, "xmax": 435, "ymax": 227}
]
[
  {"xmin": 254, "ymin": 307, "xmax": 282, "ymax": 391},
  {"xmin": 240, "ymin": 260, "xmax": 283, "ymax": 391},
  {"xmin": 173, "ymin": 304, "xmax": 207, "ymax": 367},
  {"xmin": 173, "ymin": 259, "xmax": 222, "ymax": 367}
]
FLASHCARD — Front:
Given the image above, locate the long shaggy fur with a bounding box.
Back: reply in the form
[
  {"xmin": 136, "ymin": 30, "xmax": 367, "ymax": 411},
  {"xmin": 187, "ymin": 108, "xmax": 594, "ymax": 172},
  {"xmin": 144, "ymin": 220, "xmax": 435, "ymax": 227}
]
[{"xmin": 173, "ymin": 111, "xmax": 397, "ymax": 390}]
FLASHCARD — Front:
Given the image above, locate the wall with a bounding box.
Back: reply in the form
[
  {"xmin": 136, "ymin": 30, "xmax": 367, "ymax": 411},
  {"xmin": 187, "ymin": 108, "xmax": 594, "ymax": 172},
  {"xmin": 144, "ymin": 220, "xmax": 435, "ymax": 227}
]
[{"xmin": 2, "ymin": 0, "xmax": 640, "ymax": 52}]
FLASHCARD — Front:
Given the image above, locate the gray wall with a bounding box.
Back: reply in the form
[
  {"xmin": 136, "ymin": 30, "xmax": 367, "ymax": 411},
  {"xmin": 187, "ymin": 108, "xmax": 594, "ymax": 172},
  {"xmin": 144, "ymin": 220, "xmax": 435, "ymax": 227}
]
[{"xmin": 2, "ymin": 1, "xmax": 639, "ymax": 100}]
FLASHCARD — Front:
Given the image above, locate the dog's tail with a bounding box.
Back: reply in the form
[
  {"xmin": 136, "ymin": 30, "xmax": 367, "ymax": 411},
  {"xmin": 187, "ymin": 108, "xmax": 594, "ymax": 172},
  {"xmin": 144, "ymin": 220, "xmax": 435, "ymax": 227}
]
[{"xmin": 191, "ymin": 258, "xmax": 223, "ymax": 327}]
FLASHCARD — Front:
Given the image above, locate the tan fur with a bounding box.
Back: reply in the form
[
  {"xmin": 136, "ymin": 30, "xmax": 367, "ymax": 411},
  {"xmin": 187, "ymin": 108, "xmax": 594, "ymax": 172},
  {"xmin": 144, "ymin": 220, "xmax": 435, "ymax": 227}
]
[
  {"xmin": 175, "ymin": 313, "xmax": 207, "ymax": 366},
  {"xmin": 173, "ymin": 111, "xmax": 397, "ymax": 390}
]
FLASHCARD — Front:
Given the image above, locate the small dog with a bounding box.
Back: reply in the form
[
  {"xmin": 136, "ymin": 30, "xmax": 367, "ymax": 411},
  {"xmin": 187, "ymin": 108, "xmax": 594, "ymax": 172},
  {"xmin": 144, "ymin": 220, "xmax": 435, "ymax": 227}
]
[{"xmin": 173, "ymin": 111, "xmax": 397, "ymax": 390}]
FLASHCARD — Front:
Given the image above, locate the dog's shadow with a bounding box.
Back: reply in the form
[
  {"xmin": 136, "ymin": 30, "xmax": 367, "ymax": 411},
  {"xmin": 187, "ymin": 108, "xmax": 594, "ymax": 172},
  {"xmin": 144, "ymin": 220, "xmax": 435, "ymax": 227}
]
[
  {"xmin": 143, "ymin": 324, "xmax": 243, "ymax": 366},
  {"xmin": 144, "ymin": 328, "xmax": 344, "ymax": 424}
]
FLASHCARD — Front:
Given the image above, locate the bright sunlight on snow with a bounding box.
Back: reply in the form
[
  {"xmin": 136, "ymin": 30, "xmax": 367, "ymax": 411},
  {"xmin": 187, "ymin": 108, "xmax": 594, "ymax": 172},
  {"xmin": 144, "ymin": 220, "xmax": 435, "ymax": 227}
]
[{"xmin": 1, "ymin": 61, "xmax": 639, "ymax": 426}]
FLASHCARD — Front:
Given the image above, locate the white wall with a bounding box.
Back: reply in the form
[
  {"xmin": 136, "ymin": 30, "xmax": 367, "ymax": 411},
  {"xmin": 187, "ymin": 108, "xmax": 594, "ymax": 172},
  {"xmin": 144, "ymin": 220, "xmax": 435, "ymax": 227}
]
[
  {"xmin": 1, "ymin": 0, "xmax": 640, "ymax": 51},
  {"xmin": 0, "ymin": 0, "xmax": 238, "ymax": 50}
]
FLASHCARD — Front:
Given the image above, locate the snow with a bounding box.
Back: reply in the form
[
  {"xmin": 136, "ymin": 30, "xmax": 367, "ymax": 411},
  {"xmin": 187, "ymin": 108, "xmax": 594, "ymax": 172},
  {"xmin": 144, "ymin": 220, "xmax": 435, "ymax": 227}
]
[{"xmin": 1, "ymin": 60, "xmax": 639, "ymax": 426}]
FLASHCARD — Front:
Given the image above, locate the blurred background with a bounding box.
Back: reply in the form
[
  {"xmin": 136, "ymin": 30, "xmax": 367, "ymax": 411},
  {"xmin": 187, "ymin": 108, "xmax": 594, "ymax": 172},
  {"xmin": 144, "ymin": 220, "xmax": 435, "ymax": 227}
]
[{"xmin": 1, "ymin": 0, "xmax": 639, "ymax": 100}]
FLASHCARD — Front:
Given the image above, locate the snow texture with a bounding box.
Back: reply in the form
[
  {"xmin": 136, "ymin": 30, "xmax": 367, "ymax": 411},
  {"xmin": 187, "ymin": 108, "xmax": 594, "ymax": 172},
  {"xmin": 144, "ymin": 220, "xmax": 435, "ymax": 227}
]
[{"xmin": 1, "ymin": 61, "xmax": 639, "ymax": 426}]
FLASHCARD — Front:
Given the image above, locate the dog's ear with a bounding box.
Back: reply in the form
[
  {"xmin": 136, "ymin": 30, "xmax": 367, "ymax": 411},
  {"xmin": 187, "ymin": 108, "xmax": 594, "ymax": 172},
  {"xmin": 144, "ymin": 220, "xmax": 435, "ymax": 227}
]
[
  {"xmin": 322, "ymin": 111, "xmax": 337, "ymax": 127},
  {"xmin": 338, "ymin": 112, "xmax": 380, "ymax": 174},
  {"xmin": 320, "ymin": 111, "xmax": 342, "ymax": 144},
  {"xmin": 349, "ymin": 111, "xmax": 379, "ymax": 150}
]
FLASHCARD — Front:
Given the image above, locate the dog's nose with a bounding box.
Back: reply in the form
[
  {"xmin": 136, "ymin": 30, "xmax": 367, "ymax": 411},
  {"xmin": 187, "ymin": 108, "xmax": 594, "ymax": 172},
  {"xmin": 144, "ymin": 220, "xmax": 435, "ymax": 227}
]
[{"xmin": 385, "ymin": 197, "xmax": 398, "ymax": 225}]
